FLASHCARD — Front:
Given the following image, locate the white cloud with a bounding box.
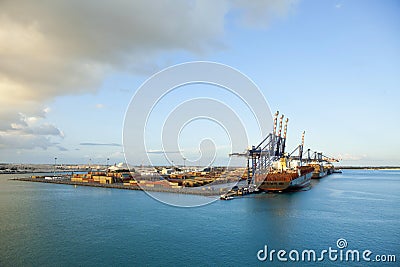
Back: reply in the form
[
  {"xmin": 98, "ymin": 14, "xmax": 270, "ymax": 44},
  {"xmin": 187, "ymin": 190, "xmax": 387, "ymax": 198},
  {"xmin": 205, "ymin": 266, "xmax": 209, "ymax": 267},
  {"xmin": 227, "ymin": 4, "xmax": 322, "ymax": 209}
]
[
  {"xmin": 146, "ymin": 150, "xmax": 183, "ymax": 154},
  {"xmin": 337, "ymin": 153, "xmax": 367, "ymax": 161},
  {"xmin": 0, "ymin": 111, "xmax": 64, "ymax": 150},
  {"xmin": 231, "ymin": 0, "xmax": 298, "ymax": 27},
  {"xmin": 0, "ymin": 0, "xmax": 299, "ymax": 150},
  {"xmin": 80, "ymin": 142, "xmax": 121, "ymax": 147},
  {"xmin": 95, "ymin": 103, "xmax": 105, "ymax": 109},
  {"xmin": 0, "ymin": 133, "xmax": 53, "ymax": 150}
]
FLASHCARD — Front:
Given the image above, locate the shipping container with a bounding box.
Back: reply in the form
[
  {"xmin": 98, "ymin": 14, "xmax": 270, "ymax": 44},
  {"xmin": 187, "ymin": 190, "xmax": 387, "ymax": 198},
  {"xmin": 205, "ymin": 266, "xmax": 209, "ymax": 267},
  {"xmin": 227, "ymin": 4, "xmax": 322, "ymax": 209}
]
[{"xmin": 171, "ymin": 185, "xmax": 182, "ymax": 189}]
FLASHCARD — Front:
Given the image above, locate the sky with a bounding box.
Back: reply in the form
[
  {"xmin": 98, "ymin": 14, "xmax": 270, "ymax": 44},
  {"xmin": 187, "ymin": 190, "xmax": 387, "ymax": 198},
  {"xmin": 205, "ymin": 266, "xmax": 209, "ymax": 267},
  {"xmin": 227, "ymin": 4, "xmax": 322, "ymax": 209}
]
[{"xmin": 0, "ymin": 0, "xmax": 399, "ymax": 166}]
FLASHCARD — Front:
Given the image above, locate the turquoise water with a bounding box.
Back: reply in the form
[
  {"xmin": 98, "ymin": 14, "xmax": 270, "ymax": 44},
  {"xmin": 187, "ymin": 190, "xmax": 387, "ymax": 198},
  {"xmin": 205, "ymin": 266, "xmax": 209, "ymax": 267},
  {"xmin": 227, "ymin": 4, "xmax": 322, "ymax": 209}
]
[{"xmin": 0, "ymin": 170, "xmax": 399, "ymax": 266}]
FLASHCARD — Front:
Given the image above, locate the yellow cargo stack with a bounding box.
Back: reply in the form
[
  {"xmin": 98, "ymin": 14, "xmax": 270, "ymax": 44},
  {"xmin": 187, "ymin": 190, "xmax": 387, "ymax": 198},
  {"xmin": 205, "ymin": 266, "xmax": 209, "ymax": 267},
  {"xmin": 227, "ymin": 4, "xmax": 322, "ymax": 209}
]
[
  {"xmin": 185, "ymin": 181, "xmax": 194, "ymax": 187},
  {"xmin": 71, "ymin": 177, "xmax": 82, "ymax": 182},
  {"xmin": 98, "ymin": 177, "xmax": 113, "ymax": 184}
]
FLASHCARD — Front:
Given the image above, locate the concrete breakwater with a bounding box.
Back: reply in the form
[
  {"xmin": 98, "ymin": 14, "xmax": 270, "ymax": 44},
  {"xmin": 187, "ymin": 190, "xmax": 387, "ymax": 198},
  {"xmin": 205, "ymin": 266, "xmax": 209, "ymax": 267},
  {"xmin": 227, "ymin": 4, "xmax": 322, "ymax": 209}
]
[{"xmin": 11, "ymin": 177, "xmax": 225, "ymax": 196}]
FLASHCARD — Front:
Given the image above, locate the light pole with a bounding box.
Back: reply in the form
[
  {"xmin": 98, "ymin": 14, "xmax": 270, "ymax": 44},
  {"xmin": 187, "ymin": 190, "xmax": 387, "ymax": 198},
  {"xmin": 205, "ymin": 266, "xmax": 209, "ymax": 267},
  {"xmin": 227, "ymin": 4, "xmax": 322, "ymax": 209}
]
[
  {"xmin": 106, "ymin": 158, "xmax": 109, "ymax": 173},
  {"xmin": 54, "ymin": 157, "xmax": 57, "ymax": 175},
  {"xmin": 183, "ymin": 157, "xmax": 186, "ymax": 168}
]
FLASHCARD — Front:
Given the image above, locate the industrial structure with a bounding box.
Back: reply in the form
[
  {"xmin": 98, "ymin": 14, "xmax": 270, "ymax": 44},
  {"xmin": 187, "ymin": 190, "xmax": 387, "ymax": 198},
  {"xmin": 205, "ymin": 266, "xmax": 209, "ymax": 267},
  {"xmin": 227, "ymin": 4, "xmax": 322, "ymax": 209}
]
[{"xmin": 222, "ymin": 110, "xmax": 339, "ymax": 199}]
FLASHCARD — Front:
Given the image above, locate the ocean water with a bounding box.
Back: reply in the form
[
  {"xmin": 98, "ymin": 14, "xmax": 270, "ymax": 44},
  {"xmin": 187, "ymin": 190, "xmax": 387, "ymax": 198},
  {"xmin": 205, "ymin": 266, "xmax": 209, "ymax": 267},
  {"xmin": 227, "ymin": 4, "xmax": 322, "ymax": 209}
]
[{"xmin": 0, "ymin": 170, "xmax": 399, "ymax": 266}]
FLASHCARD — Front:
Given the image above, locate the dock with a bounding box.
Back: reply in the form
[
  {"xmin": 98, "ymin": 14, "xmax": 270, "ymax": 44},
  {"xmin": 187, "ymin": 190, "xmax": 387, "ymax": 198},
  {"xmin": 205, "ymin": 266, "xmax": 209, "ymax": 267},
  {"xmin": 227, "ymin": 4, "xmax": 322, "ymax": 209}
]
[
  {"xmin": 11, "ymin": 177, "xmax": 230, "ymax": 196},
  {"xmin": 219, "ymin": 184, "xmax": 259, "ymax": 200}
]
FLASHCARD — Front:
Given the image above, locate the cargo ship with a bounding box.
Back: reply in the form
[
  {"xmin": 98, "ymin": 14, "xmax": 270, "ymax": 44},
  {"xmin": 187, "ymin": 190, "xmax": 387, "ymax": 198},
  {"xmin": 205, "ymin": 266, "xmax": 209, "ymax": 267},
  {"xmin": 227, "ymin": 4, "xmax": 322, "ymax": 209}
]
[
  {"xmin": 306, "ymin": 151, "xmax": 339, "ymax": 179},
  {"xmin": 230, "ymin": 111, "xmax": 339, "ymax": 193},
  {"xmin": 244, "ymin": 112, "xmax": 314, "ymax": 192},
  {"xmin": 309, "ymin": 162, "xmax": 328, "ymax": 179},
  {"xmin": 255, "ymin": 158, "xmax": 314, "ymax": 191}
]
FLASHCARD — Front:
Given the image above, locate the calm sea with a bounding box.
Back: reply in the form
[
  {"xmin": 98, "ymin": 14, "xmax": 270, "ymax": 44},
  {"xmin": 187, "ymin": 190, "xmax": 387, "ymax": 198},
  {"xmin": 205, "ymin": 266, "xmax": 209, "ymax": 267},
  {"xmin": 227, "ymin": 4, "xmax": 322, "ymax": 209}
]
[{"xmin": 0, "ymin": 170, "xmax": 399, "ymax": 266}]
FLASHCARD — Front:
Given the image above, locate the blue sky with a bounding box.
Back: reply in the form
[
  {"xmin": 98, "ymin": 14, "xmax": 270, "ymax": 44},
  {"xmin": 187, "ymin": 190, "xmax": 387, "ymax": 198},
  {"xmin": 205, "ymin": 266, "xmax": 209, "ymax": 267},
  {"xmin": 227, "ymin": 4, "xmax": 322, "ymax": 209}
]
[{"xmin": 0, "ymin": 0, "xmax": 399, "ymax": 166}]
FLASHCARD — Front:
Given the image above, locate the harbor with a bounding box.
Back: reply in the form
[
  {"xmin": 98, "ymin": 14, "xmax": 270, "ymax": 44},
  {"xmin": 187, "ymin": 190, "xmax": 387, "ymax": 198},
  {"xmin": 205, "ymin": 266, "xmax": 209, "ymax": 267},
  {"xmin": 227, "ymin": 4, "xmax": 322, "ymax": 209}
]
[
  {"xmin": 11, "ymin": 111, "xmax": 343, "ymax": 199},
  {"xmin": 2, "ymin": 168, "xmax": 399, "ymax": 266},
  {"xmin": 12, "ymin": 176, "xmax": 227, "ymax": 196}
]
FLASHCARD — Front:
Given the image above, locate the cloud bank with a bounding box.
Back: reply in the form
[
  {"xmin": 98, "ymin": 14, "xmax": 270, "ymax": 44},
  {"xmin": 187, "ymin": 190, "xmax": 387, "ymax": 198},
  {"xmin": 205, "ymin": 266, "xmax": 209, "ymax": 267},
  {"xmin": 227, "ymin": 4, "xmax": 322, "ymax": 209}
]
[
  {"xmin": 80, "ymin": 143, "xmax": 121, "ymax": 147},
  {"xmin": 0, "ymin": 111, "xmax": 64, "ymax": 150},
  {"xmin": 0, "ymin": 0, "xmax": 298, "ymax": 150}
]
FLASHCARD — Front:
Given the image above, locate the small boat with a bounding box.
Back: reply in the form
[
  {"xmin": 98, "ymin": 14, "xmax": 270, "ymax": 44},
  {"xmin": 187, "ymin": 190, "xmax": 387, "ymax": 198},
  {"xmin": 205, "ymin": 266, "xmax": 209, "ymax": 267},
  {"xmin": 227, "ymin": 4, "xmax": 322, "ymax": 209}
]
[{"xmin": 220, "ymin": 195, "xmax": 234, "ymax": 200}]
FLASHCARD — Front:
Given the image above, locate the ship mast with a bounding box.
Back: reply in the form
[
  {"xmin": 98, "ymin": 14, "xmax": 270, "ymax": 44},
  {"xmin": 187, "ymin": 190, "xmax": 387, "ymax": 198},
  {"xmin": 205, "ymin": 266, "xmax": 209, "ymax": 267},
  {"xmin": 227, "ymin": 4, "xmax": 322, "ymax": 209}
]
[
  {"xmin": 273, "ymin": 111, "xmax": 279, "ymax": 137},
  {"xmin": 299, "ymin": 131, "xmax": 305, "ymax": 165},
  {"xmin": 275, "ymin": 114, "xmax": 284, "ymax": 157},
  {"xmin": 281, "ymin": 118, "xmax": 289, "ymax": 155}
]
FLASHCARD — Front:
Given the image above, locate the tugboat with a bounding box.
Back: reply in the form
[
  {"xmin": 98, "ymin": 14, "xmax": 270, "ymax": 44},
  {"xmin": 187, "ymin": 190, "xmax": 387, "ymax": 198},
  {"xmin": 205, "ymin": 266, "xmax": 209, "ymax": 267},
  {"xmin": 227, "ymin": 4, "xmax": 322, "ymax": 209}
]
[{"xmin": 220, "ymin": 195, "xmax": 234, "ymax": 200}]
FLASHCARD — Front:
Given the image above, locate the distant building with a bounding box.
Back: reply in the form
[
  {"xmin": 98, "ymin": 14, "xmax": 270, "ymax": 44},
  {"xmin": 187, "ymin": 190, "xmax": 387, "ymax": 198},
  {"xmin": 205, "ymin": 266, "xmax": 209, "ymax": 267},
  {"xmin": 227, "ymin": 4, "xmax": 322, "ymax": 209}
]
[{"xmin": 161, "ymin": 168, "xmax": 174, "ymax": 175}]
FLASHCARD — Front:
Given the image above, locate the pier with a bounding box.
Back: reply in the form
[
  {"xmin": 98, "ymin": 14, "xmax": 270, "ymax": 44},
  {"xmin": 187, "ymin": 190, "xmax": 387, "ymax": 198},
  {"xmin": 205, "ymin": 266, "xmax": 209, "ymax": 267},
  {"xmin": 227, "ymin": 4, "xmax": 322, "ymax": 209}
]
[{"xmin": 11, "ymin": 177, "xmax": 229, "ymax": 196}]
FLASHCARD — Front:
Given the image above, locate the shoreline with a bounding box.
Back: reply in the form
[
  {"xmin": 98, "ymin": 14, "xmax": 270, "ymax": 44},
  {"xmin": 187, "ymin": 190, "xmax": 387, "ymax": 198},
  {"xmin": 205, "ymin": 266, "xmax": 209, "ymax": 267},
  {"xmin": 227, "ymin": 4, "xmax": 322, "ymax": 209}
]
[
  {"xmin": 336, "ymin": 166, "xmax": 400, "ymax": 170},
  {"xmin": 10, "ymin": 177, "xmax": 223, "ymax": 196},
  {"xmin": 7, "ymin": 167, "xmax": 399, "ymax": 197},
  {"xmin": 2, "ymin": 166, "xmax": 400, "ymax": 175}
]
